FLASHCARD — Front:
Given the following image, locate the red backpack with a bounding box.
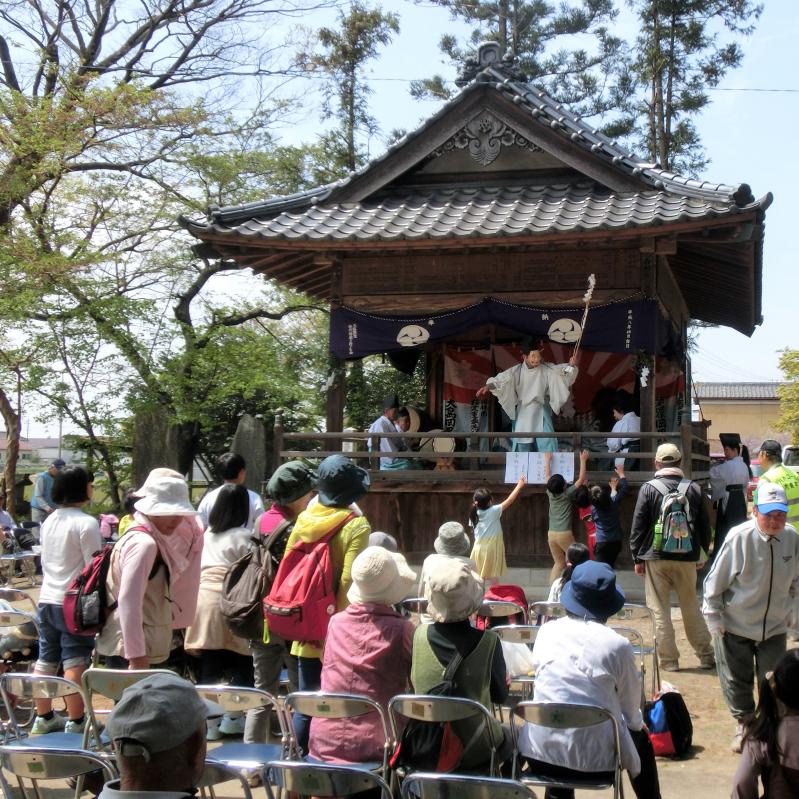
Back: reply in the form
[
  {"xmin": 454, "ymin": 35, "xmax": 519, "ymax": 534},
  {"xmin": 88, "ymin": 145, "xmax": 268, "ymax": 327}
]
[
  {"xmin": 63, "ymin": 526, "xmax": 157, "ymax": 636},
  {"xmin": 262, "ymin": 513, "xmax": 354, "ymax": 644}
]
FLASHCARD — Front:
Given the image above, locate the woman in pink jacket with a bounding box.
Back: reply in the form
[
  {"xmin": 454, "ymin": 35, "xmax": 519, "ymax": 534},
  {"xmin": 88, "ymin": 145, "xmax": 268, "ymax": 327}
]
[
  {"xmin": 308, "ymin": 546, "xmax": 415, "ymax": 764},
  {"xmin": 96, "ymin": 469, "xmax": 203, "ymax": 669}
]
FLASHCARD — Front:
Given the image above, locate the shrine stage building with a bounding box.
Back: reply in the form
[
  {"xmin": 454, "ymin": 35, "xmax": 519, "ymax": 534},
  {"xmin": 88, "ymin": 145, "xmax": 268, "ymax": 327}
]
[{"xmin": 182, "ymin": 42, "xmax": 772, "ymax": 568}]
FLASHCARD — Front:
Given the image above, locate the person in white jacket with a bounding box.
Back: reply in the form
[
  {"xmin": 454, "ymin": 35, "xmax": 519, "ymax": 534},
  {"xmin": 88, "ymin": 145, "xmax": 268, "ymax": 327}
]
[{"xmin": 703, "ymin": 482, "xmax": 799, "ymax": 753}]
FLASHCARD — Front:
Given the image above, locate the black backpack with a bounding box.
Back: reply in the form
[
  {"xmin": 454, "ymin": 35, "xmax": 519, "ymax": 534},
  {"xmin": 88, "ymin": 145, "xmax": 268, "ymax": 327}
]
[
  {"xmin": 645, "ymin": 690, "xmax": 693, "ymax": 757},
  {"xmin": 389, "ymin": 651, "xmax": 466, "ymax": 772},
  {"xmin": 220, "ymin": 518, "xmax": 291, "ymax": 640}
]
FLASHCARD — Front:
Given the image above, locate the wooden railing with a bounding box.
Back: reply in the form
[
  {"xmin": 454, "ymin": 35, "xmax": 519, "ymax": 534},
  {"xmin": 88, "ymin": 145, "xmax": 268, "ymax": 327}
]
[{"xmin": 273, "ymin": 411, "xmax": 710, "ymax": 485}]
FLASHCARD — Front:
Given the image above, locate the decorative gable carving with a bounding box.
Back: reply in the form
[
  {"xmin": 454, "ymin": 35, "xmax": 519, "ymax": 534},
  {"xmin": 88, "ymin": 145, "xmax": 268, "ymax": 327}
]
[{"xmin": 432, "ymin": 110, "xmax": 541, "ymax": 166}]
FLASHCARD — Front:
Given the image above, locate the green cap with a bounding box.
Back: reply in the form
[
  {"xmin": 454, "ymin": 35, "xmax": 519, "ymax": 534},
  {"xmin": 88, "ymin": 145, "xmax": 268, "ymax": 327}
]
[{"xmin": 267, "ymin": 461, "xmax": 317, "ymax": 506}]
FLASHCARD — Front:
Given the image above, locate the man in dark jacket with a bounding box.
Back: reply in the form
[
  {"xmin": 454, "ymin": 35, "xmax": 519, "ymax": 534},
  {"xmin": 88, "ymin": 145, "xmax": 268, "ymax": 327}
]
[{"xmin": 630, "ymin": 443, "xmax": 715, "ymax": 672}]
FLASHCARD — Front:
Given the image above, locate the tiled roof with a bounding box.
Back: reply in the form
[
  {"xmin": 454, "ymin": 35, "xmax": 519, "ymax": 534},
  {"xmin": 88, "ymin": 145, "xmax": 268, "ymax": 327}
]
[
  {"xmin": 199, "ymin": 182, "xmax": 751, "ymax": 243},
  {"xmin": 694, "ymin": 382, "xmax": 784, "ymax": 400}
]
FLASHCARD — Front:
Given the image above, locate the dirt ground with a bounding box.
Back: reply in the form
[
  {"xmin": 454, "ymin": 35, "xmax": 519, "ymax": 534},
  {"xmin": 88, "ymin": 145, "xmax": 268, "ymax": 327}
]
[{"xmin": 0, "ymin": 585, "xmax": 773, "ymax": 799}]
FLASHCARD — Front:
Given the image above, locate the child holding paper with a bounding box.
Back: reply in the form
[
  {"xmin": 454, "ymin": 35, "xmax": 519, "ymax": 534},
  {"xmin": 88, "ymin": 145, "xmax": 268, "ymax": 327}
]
[
  {"xmin": 544, "ymin": 450, "xmax": 589, "ymax": 582},
  {"xmin": 469, "ymin": 474, "xmax": 526, "ymax": 584}
]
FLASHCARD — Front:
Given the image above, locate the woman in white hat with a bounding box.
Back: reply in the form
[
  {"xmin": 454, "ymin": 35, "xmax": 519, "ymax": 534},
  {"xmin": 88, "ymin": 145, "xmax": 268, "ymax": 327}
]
[
  {"xmin": 307, "ymin": 546, "xmax": 416, "ymax": 764},
  {"xmin": 96, "ymin": 470, "xmax": 203, "ymax": 670}
]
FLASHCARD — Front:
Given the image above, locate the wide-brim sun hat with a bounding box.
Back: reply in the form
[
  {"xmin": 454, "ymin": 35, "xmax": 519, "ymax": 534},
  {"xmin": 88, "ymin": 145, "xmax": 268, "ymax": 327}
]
[
  {"xmin": 424, "ymin": 559, "xmax": 484, "ymax": 623},
  {"xmin": 560, "ymin": 561, "xmax": 625, "ymax": 621},
  {"xmin": 316, "ymin": 455, "xmax": 370, "ymax": 508},
  {"xmin": 348, "ymin": 546, "xmax": 417, "ymax": 606},
  {"xmin": 134, "ymin": 471, "xmax": 198, "ymax": 516},
  {"xmin": 434, "ymin": 521, "xmax": 470, "ymax": 556}
]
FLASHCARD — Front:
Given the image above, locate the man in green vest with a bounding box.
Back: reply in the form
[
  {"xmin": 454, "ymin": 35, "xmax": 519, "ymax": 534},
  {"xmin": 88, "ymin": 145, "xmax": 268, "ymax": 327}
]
[{"xmin": 756, "ymin": 440, "xmax": 799, "ymax": 527}]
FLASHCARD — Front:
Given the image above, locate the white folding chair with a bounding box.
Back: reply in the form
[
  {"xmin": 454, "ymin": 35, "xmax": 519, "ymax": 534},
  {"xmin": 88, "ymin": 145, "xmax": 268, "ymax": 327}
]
[
  {"xmin": 610, "ymin": 603, "xmax": 660, "ymax": 696},
  {"xmin": 0, "ymin": 673, "xmax": 100, "ymax": 750},
  {"xmin": 388, "ymin": 694, "xmax": 502, "ymax": 777},
  {"xmin": 196, "ymin": 685, "xmax": 289, "ymax": 771},
  {"xmin": 81, "ymin": 667, "xmax": 176, "ymax": 749},
  {"xmin": 284, "ymin": 691, "xmax": 391, "ymax": 772},
  {"xmin": 264, "ymin": 759, "xmax": 392, "ymax": 799},
  {"xmin": 0, "ymin": 744, "xmax": 116, "ymax": 799},
  {"xmin": 475, "ymin": 600, "xmax": 529, "ymax": 626},
  {"xmin": 511, "ymin": 701, "xmax": 624, "ymax": 799},
  {"xmin": 491, "ymin": 625, "xmax": 540, "ymax": 713},
  {"xmin": 528, "ymin": 601, "xmax": 566, "ymax": 624},
  {"xmin": 401, "ymin": 772, "xmax": 539, "ymax": 799}
]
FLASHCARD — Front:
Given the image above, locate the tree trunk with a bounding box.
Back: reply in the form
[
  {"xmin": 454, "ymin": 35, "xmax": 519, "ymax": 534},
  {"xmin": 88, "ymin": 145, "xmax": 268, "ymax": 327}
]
[{"xmin": 0, "ymin": 387, "xmax": 20, "ymax": 517}]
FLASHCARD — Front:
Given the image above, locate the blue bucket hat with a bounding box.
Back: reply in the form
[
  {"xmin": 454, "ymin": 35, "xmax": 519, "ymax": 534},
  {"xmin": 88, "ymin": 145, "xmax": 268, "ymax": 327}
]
[
  {"xmin": 317, "ymin": 455, "xmax": 370, "ymax": 508},
  {"xmin": 561, "ymin": 561, "xmax": 625, "ymax": 621}
]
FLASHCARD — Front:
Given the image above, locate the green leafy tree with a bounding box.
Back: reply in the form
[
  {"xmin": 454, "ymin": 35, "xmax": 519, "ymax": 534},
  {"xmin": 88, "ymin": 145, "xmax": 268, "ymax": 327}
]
[
  {"xmin": 626, "ymin": 0, "xmax": 762, "ymax": 174},
  {"xmin": 777, "ymin": 350, "xmax": 799, "ymax": 445},
  {"xmin": 411, "ymin": 0, "xmax": 631, "ymax": 119},
  {"xmin": 296, "ymin": 1, "xmax": 400, "ymax": 172}
]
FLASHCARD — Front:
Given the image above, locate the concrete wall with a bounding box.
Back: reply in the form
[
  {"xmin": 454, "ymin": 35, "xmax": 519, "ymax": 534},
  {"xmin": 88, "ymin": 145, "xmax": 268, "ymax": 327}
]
[{"xmin": 700, "ymin": 399, "xmax": 786, "ymax": 453}]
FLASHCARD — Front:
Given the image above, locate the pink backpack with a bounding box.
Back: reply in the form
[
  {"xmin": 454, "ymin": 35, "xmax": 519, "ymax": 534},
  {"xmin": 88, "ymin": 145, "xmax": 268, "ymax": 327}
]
[{"xmin": 262, "ymin": 513, "xmax": 353, "ymax": 644}]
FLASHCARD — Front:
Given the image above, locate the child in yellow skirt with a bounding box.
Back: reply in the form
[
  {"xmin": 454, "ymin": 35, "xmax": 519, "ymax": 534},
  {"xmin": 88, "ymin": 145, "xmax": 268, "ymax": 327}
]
[{"xmin": 469, "ymin": 474, "xmax": 526, "ymax": 585}]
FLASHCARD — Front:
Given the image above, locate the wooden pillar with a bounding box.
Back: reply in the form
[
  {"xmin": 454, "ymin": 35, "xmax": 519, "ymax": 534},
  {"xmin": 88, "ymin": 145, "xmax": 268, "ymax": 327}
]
[
  {"xmin": 273, "ymin": 408, "xmax": 285, "ymax": 468},
  {"xmin": 325, "ymin": 255, "xmax": 345, "ymax": 442},
  {"xmin": 681, "ymin": 414, "xmax": 694, "ymax": 479}
]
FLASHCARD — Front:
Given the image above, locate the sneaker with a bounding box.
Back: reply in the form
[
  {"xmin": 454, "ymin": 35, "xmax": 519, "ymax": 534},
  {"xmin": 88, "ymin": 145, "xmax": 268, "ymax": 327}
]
[
  {"xmin": 206, "ymin": 719, "xmax": 223, "ymax": 741},
  {"xmin": 31, "ymin": 713, "xmax": 66, "ymax": 735},
  {"xmin": 699, "ymin": 656, "xmax": 716, "ymax": 670},
  {"xmin": 731, "ymin": 723, "xmax": 745, "ymax": 753},
  {"xmin": 219, "ymin": 713, "xmax": 246, "ymax": 736},
  {"xmin": 660, "ymin": 662, "xmax": 680, "ymax": 672},
  {"xmin": 65, "ymin": 718, "xmax": 86, "ymax": 735}
]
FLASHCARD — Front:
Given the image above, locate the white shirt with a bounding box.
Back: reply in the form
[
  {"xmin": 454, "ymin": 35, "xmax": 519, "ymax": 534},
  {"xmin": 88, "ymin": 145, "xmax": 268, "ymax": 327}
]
[
  {"xmin": 200, "ymin": 526, "xmax": 252, "ymax": 569},
  {"xmin": 197, "ymin": 485, "xmax": 264, "ymax": 530},
  {"xmin": 709, "ymin": 456, "xmax": 751, "ymax": 506},
  {"xmin": 368, "ymin": 414, "xmax": 402, "ymax": 468},
  {"xmin": 517, "ymin": 616, "xmax": 644, "ymax": 776},
  {"xmin": 607, "ymin": 412, "xmax": 641, "ymax": 452},
  {"xmin": 0, "ymin": 509, "xmax": 14, "ymax": 529},
  {"xmin": 39, "ymin": 507, "xmax": 104, "ymax": 605}
]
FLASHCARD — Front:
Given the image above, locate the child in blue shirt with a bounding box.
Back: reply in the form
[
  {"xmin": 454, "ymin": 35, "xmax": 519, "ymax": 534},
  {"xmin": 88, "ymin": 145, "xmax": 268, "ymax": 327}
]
[{"xmin": 589, "ymin": 464, "xmax": 628, "ymax": 567}]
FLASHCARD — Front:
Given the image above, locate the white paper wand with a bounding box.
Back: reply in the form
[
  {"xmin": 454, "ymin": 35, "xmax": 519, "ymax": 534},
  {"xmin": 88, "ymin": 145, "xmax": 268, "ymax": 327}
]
[{"xmin": 571, "ymin": 273, "xmax": 596, "ymax": 361}]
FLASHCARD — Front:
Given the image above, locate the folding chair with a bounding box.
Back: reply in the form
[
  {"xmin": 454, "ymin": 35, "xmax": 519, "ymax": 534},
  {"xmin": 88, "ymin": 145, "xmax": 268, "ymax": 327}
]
[
  {"xmin": 0, "ymin": 604, "xmax": 40, "ymax": 728},
  {"xmin": 0, "ymin": 673, "xmax": 99, "ymax": 750},
  {"xmin": 491, "ymin": 625, "xmax": 540, "ymax": 714},
  {"xmin": 511, "ymin": 701, "xmax": 624, "ymax": 799},
  {"xmin": 264, "ymin": 760, "xmax": 392, "ymax": 799},
  {"xmin": 388, "ymin": 694, "xmax": 502, "ymax": 777},
  {"xmin": 196, "ymin": 685, "xmax": 289, "ymax": 771},
  {"xmin": 0, "ymin": 589, "xmax": 37, "ymax": 616},
  {"xmin": 0, "ymin": 744, "xmax": 116, "ymax": 799},
  {"xmin": 399, "ymin": 597, "xmax": 428, "ymax": 617},
  {"xmin": 200, "ymin": 760, "xmax": 255, "ymax": 799},
  {"xmin": 610, "ymin": 603, "xmax": 660, "ymax": 696},
  {"xmin": 401, "ymin": 771, "xmax": 539, "ymax": 799},
  {"xmin": 81, "ymin": 667, "xmax": 175, "ymax": 748},
  {"xmin": 284, "ymin": 691, "xmax": 391, "ymax": 772},
  {"xmin": 609, "ymin": 626, "xmax": 647, "ymax": 709},
  {"xmin": 528, "ymin": 601, "xmax": 566, "ymax": 624},
  {"xmin": 475, "ymin": 600, "xmax": 529, "ymax": 627}
]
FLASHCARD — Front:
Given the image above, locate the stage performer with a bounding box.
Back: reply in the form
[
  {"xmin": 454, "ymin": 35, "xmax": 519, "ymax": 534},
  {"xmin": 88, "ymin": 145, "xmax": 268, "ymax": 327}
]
[{"xmin": 476, "ymin": 340, "xmax": 578, "ymax": 452}]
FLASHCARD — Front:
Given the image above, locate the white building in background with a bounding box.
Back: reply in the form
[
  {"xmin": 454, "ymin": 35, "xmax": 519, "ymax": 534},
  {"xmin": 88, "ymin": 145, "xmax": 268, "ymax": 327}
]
[{"xmin": 0, "ymin": 434, "xmax": 84, "ymax": 474}]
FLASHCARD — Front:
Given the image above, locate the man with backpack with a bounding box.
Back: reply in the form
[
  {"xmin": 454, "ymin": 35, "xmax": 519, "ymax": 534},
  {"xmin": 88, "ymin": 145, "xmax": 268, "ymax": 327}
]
[
  {"xmin": 630, "ymin": 443, "xmax": 715, "ymax": 673},
  {"xmin": 703, "ymin": 483, "xmax": 799, "ymax": 753}
]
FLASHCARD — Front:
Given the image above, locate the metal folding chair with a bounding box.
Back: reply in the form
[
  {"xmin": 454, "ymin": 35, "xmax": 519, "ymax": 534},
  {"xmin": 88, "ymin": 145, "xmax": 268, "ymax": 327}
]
[
  {"xmin": 0, "ymin": 744, "xmax": 116, "ymax": 799},
  {"xmin": 264, "ymin": 759, "xmax": 392, "ymax": 799},
  {"xmin": 0, "ymin": 589, "xmax": 37, "ymax": 615},
  {"xmin": 610, "ymin": 603, "xmax": 660, "ymax": 696},
  {"xmin": 401, "ymin": 771, "xmax": 539, "ymax": 799},
  {"xmin": 609, "ymin": 626, "xmax": 647, "ymax": 709},
  {"xmin": 0, "ymin": 604, "xmax": 40, "ymax": 729},
  {"xmin": 284, "ymin": 691, "xmax": 391, "ymax": 772},
  {"xmin": 200, "ymin": 760, "xmax": 255, "ymax": 799},
  {"xmin": 511, "ymin": 701, "xmax": 624, "ymax": 799},
  {"xmin": 388, "ymin": 694, "xmax": 502, "ymax": 777},
  {"xmin": 475, "ymin": 600, "xmax": 529, "ymax": 626},
  {"xmin": 528, "ymin": 601, "xmax": 567, "ymax": 624},
  {"xmin": 0, "ymin": 673, "xmax": 99, "ymax": 750},
  {"xmin": 491, "ymin": 625, "xmax": 540, "ymax": 714},
  {"xmin": 196, "ymin": 685, "xmax": 289, "ymax": 771},
  {"xmin": 81, "ymin": 667, "xmax": 175, "ymax": 748}
]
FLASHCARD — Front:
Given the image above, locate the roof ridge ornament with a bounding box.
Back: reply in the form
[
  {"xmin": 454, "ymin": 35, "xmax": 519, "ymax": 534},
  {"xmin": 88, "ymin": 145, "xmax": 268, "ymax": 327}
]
[{"xmin": 456, "ymin": 41, "xmax": 526, "ymax": 87}]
